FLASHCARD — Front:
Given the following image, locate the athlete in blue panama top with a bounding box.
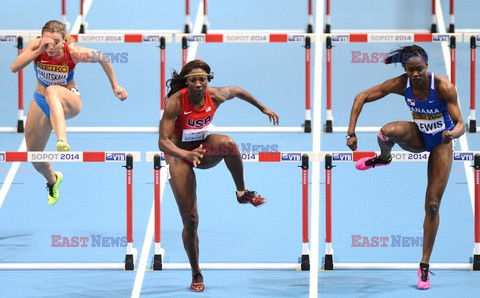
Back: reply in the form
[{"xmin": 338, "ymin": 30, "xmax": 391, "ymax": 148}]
[{"xmin": 346, "ymin": 45, "xmax": 464, "ymax": 290}]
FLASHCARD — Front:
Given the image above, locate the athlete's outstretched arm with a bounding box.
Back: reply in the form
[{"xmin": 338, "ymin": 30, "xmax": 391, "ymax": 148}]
[
  {"xmin": 210, "ymin": 86, "xmax": 279, "ymax": 125},
  {"xmin": 69, "ymin": 45, "xmax": 128, "ymax": 101},
  {"xmin": 347, "ymin": 75, "xmax": 405, "ymax": 136}
]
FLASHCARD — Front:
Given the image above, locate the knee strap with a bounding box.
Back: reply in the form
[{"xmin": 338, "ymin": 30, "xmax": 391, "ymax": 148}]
[{"xmin": 377, "ymin": 130, "xmax": 391, "ymax": 142}]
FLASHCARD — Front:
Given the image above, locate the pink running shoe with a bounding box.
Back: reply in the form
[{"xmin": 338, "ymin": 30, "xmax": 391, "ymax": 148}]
[
  {"xmin": 355, "ymin": 155, "xmax": 392, "ymax": 171},
  {"xmin": 237, "ymin": 190, "xmax": 266, "ymax": 207},
  {"xmin": 417, "ymin": 265, "xmax": 432, "ymax": 290}
]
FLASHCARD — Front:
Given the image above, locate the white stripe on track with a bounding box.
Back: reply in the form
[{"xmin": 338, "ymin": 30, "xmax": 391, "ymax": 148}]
[
  {"xmin": 310, "ymin": 1, "xmax": 324, "ymax": 298},
  {"xmin": 130, "ymin": 166, "xmax": 168, "ymax": 298},
  {"xmin": 435, "ymin": 0, "xmax": 475, "ymax": 211},
  {"xmin": 131, "ymin": 2, "xmax": 205, "ymax": 297},
  {"xmin": 0, "ymin": 138, "xmax": 26, "ymax": 208}
]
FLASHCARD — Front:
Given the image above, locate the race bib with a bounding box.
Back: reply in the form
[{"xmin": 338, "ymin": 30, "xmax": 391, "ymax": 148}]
[
  {"xmin": 36, "ymin": 62, "xmax": 69, "ymax": 85},
  {"xmin": 182, "ymin": 125, "xmax": 210, "ymax": 142},
  {"xmin": 413, "ymin": 113, "xmax": 445, "ymax": 134}
]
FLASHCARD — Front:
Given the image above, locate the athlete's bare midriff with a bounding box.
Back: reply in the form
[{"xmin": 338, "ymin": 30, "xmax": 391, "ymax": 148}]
[{"xmin": 35, "ymin": 80, "xmax": 77, "ymax": 96}]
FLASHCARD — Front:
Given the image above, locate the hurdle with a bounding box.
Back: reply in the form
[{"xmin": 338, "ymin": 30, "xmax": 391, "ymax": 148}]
[
  {"xmin": 322, "ymin": 32, "xmax": 464, "ymax": 133},
  {"xmin": 176, "ymin": 32, "xmax": 315, "ymax": 133},
  {"xmin": 323, "ymin": 0, "xmax": 454, "ymax": 34},
  {"xmin": 464, "ymin": 33, "xmax": 479, "ymax": 132},
  {"xmin": 321, "ymin": 151, "xmax": 480, "ymax": 271},
  {"xmin": 146, "ymin": 151, "xmax": 313, "ymax": 271},
  {"xmin": 0, "ymin": 31, "xmax": 173, "ymax": 133},
  {"xmin": 0, "ymin": 151, "xmax": 140, "ymax": 270},
  {"xmin": 190, "ymin": 0, "xmax": 313, "ymax": 34}
]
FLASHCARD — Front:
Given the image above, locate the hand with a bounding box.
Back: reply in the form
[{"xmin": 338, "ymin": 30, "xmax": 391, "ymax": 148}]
[
  {"xmin": 442, "ymin": 130, "xmax": 454, "ymax": 144},
  {"xmin": 185, "ymin": 144, "xmax": 206, "ymax": 168},
  {"xmin": 113, "ymin": 85, "xmax": 128, "ymax": 101},
  {"xmin": 262, "ymin": 108, "xmax": 279, "ymax": 125},
  {"xmin": 346, "ymin": 136, "xmax": 358, "ymax": 151},
  {"xmin": 38, "ymin": 37, "xmax": 55, "ymax": 52}
]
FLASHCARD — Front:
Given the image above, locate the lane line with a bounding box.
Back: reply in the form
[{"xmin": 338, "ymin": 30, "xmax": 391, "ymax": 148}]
[
  {"xmin": 436, "ymin": 0, "xmax": 475, "ymax": 211},
  {"xmin": 310, "ymin": 1, "xmax": 324, "ymax": 298},
  {"xmin": 131, "ymin": 2, "xmax": 205, "ymax": 297},
  {"xmin": 131, "ymin": 166, "xmax": 168, "ymax": 298}
]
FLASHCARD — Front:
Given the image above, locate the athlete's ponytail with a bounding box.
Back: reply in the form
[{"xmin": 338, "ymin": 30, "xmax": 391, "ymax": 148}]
[{"xmin": 384, "ymin": 45, "xmax": 428, "ymax": 68}]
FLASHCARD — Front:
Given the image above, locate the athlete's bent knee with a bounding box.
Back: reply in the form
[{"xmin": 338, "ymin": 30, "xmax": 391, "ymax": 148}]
[
  {"xmin": 44, "ymin": 86, "xmax": 60, "ymax": 102},
  {"xmin": 378, "ymin": 129, "xmax": 391, "ymax": 142}
]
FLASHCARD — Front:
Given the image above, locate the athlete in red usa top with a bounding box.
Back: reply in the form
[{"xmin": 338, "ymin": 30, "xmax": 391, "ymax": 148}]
[{"xmin": 158, "ymin": 59, "xmax": 279, "ymax": 292}]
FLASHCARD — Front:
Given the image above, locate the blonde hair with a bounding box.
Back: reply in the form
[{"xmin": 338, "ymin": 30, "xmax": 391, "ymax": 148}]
[{"xmin": 41, "ymin": 20, "xmax": 75, "ymax": 44}]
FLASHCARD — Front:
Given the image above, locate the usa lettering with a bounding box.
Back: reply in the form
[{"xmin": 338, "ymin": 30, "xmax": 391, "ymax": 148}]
[{"xmin": 187, "ymin": 115, "xmax": 211, "ymax": 128}]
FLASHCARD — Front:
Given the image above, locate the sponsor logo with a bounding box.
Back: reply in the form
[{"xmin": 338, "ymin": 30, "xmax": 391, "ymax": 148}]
[
  {"xmin": 183, "ymin": 111, "xmax": 193, "ymax": 115},
  {"xmin": 143, "ymin": 35, "xmax": 160, "ymax": 42},
  {"xmin": 332, "ymin": 153, "xmax": 352, "ymax": 161},
  {"xmin": 288, "ymin": 35, "xmax": 305, "ymax": 42},
  {"xmin": 0, "ymin": 152, "xmax": 5, "ymax": 162},
  {"xmin": 454, "ymin": 152, "xmax": 474, "ymax": 161},
  {"xmin": 105, "ymin": 153, "xmax": 126, "ymax": 161},
  {"xmin": 332, "ymin": 35, "xmax": 348, "ymax": 42},
  {"xmin": 0, "ymin": 35, "xmax": 16, "ymax": 42},
  {"xmin": 281, "ymin": 153, "xmax": 301, "ymax": 161},
  {"xmin": 432, "ymin": 34, "xmax": 450, "ymax": 42},
  {"xmin": 188, "ymin": 35, "xmax": 205, "ymax": 42}
]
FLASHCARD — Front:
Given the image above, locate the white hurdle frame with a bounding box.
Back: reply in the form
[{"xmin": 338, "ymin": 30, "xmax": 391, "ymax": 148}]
[
  {"xmin": 321, "ymin": 150, "xmax": 480, "ymax": 271},
  {"xmin": 0, "ymin": 151, "xmax": 140, "ymax": 270},
  {"xmin": 144, "ymin": 150, "xmax": 480, "ymax": 271},
  {"xmin": 146, "ymin": 151, "xmax": 314, "ymax": 271}
]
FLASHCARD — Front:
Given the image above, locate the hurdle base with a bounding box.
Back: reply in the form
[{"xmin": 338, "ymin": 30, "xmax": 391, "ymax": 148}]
[
  {"xmin": 430, "ymin": 24, "xmax": 437, "ymax": 33},
  {"xmin": 124, "ymin": 254, "xmax": 134, "ymax": 270},
  {"xmin": 300, "ymin": 254, "xmax": 310, "ymax": 271},
  {"xmin": 79, "ymin": 24, "xmax": 86, "ymax": 34},
  {"xmin": 201, "ymin": 24, "xmax": 208, "ymax": 34},
  {"xmin": 324, "ymin": 24, "xmax": 331, "ymax": 34},
  {"xmin": 449, "ymin": 24, "xmax": 455, "ymax": 33},
  {"xmin": 323, "ymin": 254, "xmax": 333, "ymax": 270},
  {"xmin": 325, "ymin": 120, "xmax": 333, "ymax": 133},
  {"xmin": 304, "ymin": 120, "xmax": 312, "ymax": 133},
  {"xmin": 17, "ymin": 120, "xmax": 24, "ymax": 133},
  {"xmin": 474, "ymin": 255, "xmax": 480, "ymax": 271},
  {"xmin": 469, "ymin": 119, "xmax": 477, "ymax": 133},
  {"xmin": 307, "ymin": 24, "xmax": 313, "ymax": 33},
  {"xmin": 153, "ymin": 254, "xmax": 163, "ymax": 270}
]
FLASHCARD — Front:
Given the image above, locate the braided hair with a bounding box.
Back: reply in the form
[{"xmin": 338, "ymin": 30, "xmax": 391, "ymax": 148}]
[
  {"xmin": 166, "ymin": 60, "xmax": 212, "ymax": 99},
  {"xmin": 384, "ymin": 45, "xmax": 428, "ymax": 68}
]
